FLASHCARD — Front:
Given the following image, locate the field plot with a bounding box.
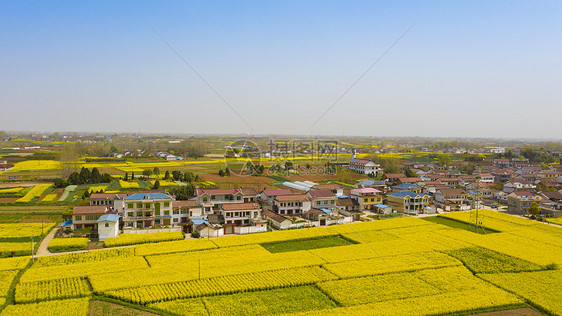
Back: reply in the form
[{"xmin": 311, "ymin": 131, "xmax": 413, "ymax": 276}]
[
  {"xmin": 0, "ymin": 211, "xmax": 559, "ymax": 315},
  {"xmin": 479, "ymin": 270, "xmax": 562, "ymax": 315},
  {"xmin": 104, "ymin": 231, "xmax": 184, "ymax": 247},
  {"xmin": 0, "ymin": 297, "xmax": 90, "ymax": 316},
  {"xmin": 149, "ymin": 286, "xmax": 336, "ymax": 316}
]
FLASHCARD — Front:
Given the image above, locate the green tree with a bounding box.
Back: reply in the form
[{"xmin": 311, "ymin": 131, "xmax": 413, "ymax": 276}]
[
  {"xmin": 124, "ymin": 172, "xmax": 128, "ymax": 181},
  {"xmin": 153, "ymin": 167, "xmax": 160, "ymax": 176},
  {"xmin": 164, "ymin": 171, "xmax": 170, "ymax": 180},
  {"xmin": 91, "ymin": 167, "xmax": 102, "ymax": 183},
  {"xmin": 131, "ymin": 172, "xmax": 135, "ymax": 180},
  {"xmin": 540, "ymin": 162, "xmax": 550, "ymax": 170},
  {"xmin": 225, "ymin": 167, "xmax": 231, "ymax": 176},
  {"xmin": 404, "ymin": 167, "xmax": 416, "ymax": 177},
  {"xmin": 153, "ymin": 180, "xmax": 160, "ymax": 190},
  {"xmin": 219, "ymin": 169, "xmax": 225, "ymax": 177},
  {"xmin": 528, "ymin": 202, "xmax": 541, "ymax": 216}
]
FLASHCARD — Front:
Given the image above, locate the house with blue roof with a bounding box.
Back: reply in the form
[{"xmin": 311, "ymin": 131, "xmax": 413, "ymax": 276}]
[
  {"xmin": 392, "ymin": 183, "xmax": 421, "ymax": 194},
  {"xmin": 386, "ymin": 190, "xmax": 432, "ymax": 214},
  {"xmin": 123, "ymin": 193, "xmax": 173, "ymax": 229},
  {"xmin": 97, "ymin": 214, "xmax": 120, "ymax": 241}
]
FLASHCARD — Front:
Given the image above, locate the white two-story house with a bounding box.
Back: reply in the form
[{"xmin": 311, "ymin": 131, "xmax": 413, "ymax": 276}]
[{"xmin": 123, "ymin": 193, "xmax": 174, "ymax": 228}]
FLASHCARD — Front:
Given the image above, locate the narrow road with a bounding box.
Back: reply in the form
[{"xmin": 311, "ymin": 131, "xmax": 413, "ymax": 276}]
[{"xmin": 35, "ymin": 226, "xmax": 58, "ymax": 256}]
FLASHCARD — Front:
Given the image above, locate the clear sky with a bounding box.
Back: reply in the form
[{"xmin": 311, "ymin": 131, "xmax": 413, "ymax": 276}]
[{"xmin": 1, "ymin": 1, "xmax": 561, "ymax": 138}]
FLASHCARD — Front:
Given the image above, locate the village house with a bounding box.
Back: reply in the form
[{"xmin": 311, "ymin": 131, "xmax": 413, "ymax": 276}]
[
  {"xmin": 72, "ymin": 205, "xmax": 118, "ymax": 231},
  {"xmin": 312, "ymin": 184, "xmax": 344, "ymax": 196},
  {"xmin": 491, "ymin": 169, "xmax": 514, "ymax": 182},
  {"xmin": 539, "ymin": 191, "xmax": 562, "ymax": 218},
  {"xmin": 382, "ymin": 173, "xmax": 406, "ymax": 185},
  {"xmin": 356, "ymin": 179, "xmax": 387, "ymax": 191},
  {"xmin": 259, "ymin": 189, "xmax": 294, "ymax": 204},
  {"xmin": 434, "ymin": 188, "xmax": 471, "ymax": 211},
  {"xmin": 395, "ymin": 177, "xmax": 422, "ymax": 185},
  {"xmin": 503, "ymin": 180, "xmax": 536, "ymax": 193},
  {"xmin": 89, "ymin": 193, "xmax": 127, "ymax": 210},
  {"xmin": 220, "ymin": 202, "xmax": 262, "ymax": 227},
  {"xmin": 263, "ymin": 210, "xmax": 292, "ymax": 230},
  {"xmin": 96, "ymin": 214, "xmax": 120, "ymax": 241},
  {"xmin": 122, "ymin": 193, "xmax": 174, "ymax": 229},
  {"xmin": 386, "ymin": 191, "xmax": 432, "ymax": 214},
  {"xmin": 336, "ymin": 196, "xmax": 361, "ymax": 220},
  {"xmin": 271, "ymin": 194, "xmax": 311, "ymax": 216},
  {"xmin": 507, "ymin": 191, "xmax": 543, "ymax": 215},
  {"xmin": 492, "ymin": 159, "xmax": 511, "ymax": 168},
  {"xmin": 478, "ymin": 173, "xmax": 495, "ymax": 183},
  {"xmin": 307, "ymin": 190, "xmax": 338, "ymax": 211},
  {"xmin": 196, "ymin": 188, "xmax": 258, "ymax": 213},
  {"xmin": 348, "ymin": 158, "xmax": 381, "ymax": 175},
  {"xmin": 350, "ymin": 188, "xmax": 383, "ymax": 211}
]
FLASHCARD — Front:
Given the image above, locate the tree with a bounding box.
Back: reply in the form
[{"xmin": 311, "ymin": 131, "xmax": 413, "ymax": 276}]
[
  {"xmin": 153, "ymin": 180, "xmax": 160, "ymax": 190},
  {"xmin": 124, "ymin": 172, "xmax": 128, "ymax": 181},
  {"xmin": 436, "ymin": 154, "xmax": 451, "ymax": 167},
  {"xmin": 54, "ymin": 178, "xmax": 66, "ymax": 188},
  {"xmin": 79, "ymin": 167, "xmax": 91, "ymax": 184},
  {"xmin": 131, "ymin": 172, "xmax": 135, "ymax": 180},
  {"xmin": 404, "ymin": 167, "xmax": 416, "ymax": 177},
  {"xmin": 164, "ymin": 171, "xmax": 170, "ymax": 180},
  {"xmin": 225, "ymin": 167, "xmax": 231, "ymax": 176},
  {"xmin": 167, "ymin": 185, "xmax": 196, "ymax": 200},
  {"xmin": 153, "ymin": 167, "xmax": 160, "ymax": 176},
  {"xmin": 91, "ymin": 167, "xmax": 102, "ymax": 183},
  {"xmin": 540, "ymin": 162, "xmax": 550, "ymax": 170},
  {"xmin": 528, "ymin": 202, "xmax": 541, "ymax": 217},
  {"xmin": 218, "ymin": 170, "xmax": 225, "ymax": 177}
]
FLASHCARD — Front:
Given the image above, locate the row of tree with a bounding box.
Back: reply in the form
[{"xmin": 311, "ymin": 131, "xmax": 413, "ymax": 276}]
[{"xmin": 55, "ymin": 167, "xmax": 112, "ymax": 188}]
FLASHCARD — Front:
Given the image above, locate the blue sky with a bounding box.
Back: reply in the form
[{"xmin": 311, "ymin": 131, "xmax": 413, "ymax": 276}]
[{"xmin": 1, "ymin": 1, "xmax": 561, "ymax": 138}]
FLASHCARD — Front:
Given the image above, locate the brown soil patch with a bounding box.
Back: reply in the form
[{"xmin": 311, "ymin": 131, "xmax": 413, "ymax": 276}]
[
  {"xmin": 0, "ymin": 198, "xmax": 17, "ymax": 203},
  {"xmin": 0, "ymin": 182, "xmax": 49, "ymax": 188}
]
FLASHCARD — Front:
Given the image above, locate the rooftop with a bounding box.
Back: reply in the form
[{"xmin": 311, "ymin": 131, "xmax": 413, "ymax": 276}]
[{"xmin": 124, "ymin": 193, "xmax": 172, "ymax": 200}]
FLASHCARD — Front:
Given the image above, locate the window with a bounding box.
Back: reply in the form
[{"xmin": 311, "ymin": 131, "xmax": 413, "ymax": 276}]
[
  {"xmin": 164, "ymin": 211, "xmax": 169, "ymax": 215},
  {"xmin": 164, "ymin": 202, "xmax": 170, "ymax": 207},
  {"xmin": 155, "ymin": 209, "xmax": 160, "ymax": 216},
  {"xmin": 85, "ymin": 215, "xmax": 100, "ymax": 221},
  {"xmin": 127, "ymin": 203, "xmax": 133, "ymax": 208},
  {"xmin": 173, "ymin": 210, "xmax": 179, "ymax": 215},
  {"xmin": 173, "ymin": 218, "xmax": 179, "ymax": 223},
  {"xmin": 145, "ymin": 203, "xmax": 151, "ymax": 209},
  {"xmin": 211, "ymin": 195, "xmax": 216, "ymax": 199},
  {"xmin": 127, "ymin": 212, "xmax": 133, "ymax": 217},
  {"xmin": 237, "ymin": 196, "xmax": 241, "ymax": 200},
  {"xmin": 203, "ymin": 197, "xmax": 208, "ymax": 202},
  {"xmin": 74, "ymin": 215, "xmax": 82, "ymax": 220},
  {"xmin": 136, "ymin": 203, "xmax": 142, "ymax": 208},
  {"xmin": 104, "ymin": 223, "xmax": 109, "ymax": 227},
  {"xmin": 75, "ymin": 224, "xmax": 82, "ymax": 230}
]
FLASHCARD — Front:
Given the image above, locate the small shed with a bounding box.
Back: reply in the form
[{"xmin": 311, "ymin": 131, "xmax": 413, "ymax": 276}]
[{"xmin": 97, "ymin": 214, "xmax": 120, "ymax": 241}]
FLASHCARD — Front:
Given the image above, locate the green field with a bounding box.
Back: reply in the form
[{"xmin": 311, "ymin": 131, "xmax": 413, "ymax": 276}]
[{"xmin": 260, "ymin": 235, "xmax": 357, "ymax": 253}]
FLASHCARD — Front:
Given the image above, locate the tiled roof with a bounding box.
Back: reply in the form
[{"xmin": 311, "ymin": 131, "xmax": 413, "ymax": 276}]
[
  {"xmin": 73, "ymin": 205, "xmax": 109, "ymax": 215},
  {"xmin": 276, "ymin": 194, "xmax": 309, "ymax": 202},
  {"xmin": 307, "ymin": 190, "xmax": 336, "ymax": 198},
  {"xmin": 262, "ymin": 189, "xmax": 293, "ymax": 197},
  {"xmin": 90, "ymin": 193, "xmax": 127, "ymax": 200},
  {"xmin": 387, "ymin": 191, "xmax": 428, "ymax": 199}
]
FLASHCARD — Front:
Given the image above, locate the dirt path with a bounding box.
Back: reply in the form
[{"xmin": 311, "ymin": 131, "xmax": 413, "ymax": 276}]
[{"xmin": 35, "ymin": 226, "xmax": 58, "ymax": 256}]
